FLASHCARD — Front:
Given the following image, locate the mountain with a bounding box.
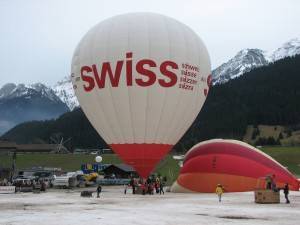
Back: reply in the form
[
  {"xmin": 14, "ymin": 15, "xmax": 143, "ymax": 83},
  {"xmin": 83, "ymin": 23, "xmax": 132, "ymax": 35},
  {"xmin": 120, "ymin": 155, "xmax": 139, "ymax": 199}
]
[
  {"xmin": 52, "ymin": 76, "xmax": 79, "ymax": 110},
  {"xmin": 212, "ymin": 49, "xmax": 268, "ymax": 84},
  {"xmin": 212, "ymin": 38, "xmax": 300, "ymax": 84},
  {"xmin": 52, "ymin": 38, "xmax": 300, "ymax": 106},
  {"xmin": 2, "ymin": 107, "xmax": 107, "ymax": 149},
  {"xmin": 271, "ymin": 38, "xmax": 300, "ymax": 61},
  {"xmin": 3, "ymin": 55, "xmax": 300, "ymax": 151},
  {"xmin": 0, "ymin": 83, "xmax": 69, "ymax": 135}
]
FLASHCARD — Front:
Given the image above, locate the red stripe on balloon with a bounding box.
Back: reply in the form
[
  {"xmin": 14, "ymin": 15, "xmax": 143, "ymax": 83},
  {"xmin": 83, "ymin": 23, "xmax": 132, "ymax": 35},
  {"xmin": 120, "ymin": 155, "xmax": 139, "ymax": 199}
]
[
  {"xmin": 177, "ymin": 172, "xmax": 299, "ymax": 192},
  {"xmin": 177, "ymin": 172, "xmax": 259, "ymax": 192},
  {"xmin": 184, "ymin": 142, "xmax": 292, "ymax": 177},
  {"xmin": 180, "ymin": 154, "xmax": 299, "ymax": 190},
  {"xmin": 110, "ymin": 143, "xmax": 173, "ymax": 178},
  {"xmin": 182, "ymin": 154, "xmax": 292, "ymax": 180}
]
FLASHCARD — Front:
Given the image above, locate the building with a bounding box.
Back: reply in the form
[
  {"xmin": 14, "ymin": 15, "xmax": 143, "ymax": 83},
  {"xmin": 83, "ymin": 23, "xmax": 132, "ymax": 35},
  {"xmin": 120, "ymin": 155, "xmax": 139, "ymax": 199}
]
[
  {"xmin": 0, "ymin": 140, "xmax": 69, "ymax": 154},
  {"xmin": 17, "ymin": 144, "xmax": 69, "ymax": 153},
  {"xmin": 102, "ymin": 164, "xmax": 138, "ymax": 179},
  {"xmin": 0, "ymin": 167, "xmax": 13, "ymax": 180},
  {"xmin": 0, "ymin": 140, "xmax": 17, "ymax": 153}
]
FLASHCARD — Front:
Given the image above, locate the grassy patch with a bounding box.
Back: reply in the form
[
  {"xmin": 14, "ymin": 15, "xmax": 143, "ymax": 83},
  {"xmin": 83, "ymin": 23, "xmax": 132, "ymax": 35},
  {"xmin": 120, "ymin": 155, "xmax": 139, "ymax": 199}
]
[
  {"xmin": 1, "ymin": 146, "xmax": 299, "ymax": 183},
  {"xmin": 260, "ymin": 146, "xmax": 300, "ymax": 176},
  {"xmin": 0, "ymin": 153, "xmax": 180, "ymax": 184}
]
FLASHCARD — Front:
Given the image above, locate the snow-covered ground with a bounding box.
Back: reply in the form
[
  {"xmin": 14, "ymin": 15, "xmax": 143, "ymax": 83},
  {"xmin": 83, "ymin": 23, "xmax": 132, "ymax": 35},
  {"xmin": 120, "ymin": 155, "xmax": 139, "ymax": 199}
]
[{"xmin": 0, "ymin": 187, "xmax": 299, "ymax": 225}]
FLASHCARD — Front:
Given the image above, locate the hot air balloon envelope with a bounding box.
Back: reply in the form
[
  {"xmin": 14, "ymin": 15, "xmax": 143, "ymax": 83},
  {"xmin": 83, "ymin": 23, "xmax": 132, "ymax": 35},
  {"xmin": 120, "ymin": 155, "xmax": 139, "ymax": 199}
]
[
  {"xmin": 71, "ymin": 13, "xmax": 211, "ymax": 178},
  {"xmin": 171, "ymin": 139, "xmax": 300, "ymax": 192}
]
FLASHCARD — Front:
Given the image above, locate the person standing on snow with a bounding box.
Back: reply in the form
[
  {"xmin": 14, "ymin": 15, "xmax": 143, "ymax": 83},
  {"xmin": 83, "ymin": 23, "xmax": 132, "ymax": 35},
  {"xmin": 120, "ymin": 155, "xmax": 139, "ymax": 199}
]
[
  {"xmin": 155, "ymin": 176, "xmax": 160, "ymax": 194},
  {"xmin": 130, "ymin": 177, "xmax": 136, "ymax": 194},
  {"xmin": 283, "ymin": 183, "xmax": 290, "ymax": 204},
  {"xmin": 97, "ymin": 185, "xmax": 102, "ymax": 198},
  {"xmin": 124, "ymin": 183, "xmax": 128, "ymax": 194},
  {"xmin": 159, "ymin": 180, "xmax": 164, "ymax": 195},
  {"xmin": 215, "ymin": 184, "xmax": 224, "ymax": 202}
]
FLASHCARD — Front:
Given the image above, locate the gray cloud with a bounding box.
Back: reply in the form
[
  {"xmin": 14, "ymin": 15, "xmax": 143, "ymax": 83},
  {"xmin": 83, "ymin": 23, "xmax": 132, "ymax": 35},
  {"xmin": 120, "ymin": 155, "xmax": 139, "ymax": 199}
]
[{"xmin": 0, "ymin": 0, "xmax": 300, "ymax": 86}]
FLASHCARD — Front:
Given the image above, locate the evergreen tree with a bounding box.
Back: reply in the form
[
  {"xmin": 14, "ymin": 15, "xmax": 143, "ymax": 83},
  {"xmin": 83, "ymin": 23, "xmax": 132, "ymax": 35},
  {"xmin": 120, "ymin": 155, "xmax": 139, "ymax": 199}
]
[{"xmin": 2, "ymin": 55, "xmax": 300, "ymax": 151}]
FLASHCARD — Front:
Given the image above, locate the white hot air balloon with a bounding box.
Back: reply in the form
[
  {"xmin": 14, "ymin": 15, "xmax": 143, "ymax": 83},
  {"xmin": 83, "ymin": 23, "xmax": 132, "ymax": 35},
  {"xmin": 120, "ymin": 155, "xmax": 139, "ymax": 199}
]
[
  {"xmin": 71, "ymin": 13, "xmax": 211, "ymax": 178},
  {"xmin": 95, "ymin": 155, "xmax": 102, "ymax": 163}
]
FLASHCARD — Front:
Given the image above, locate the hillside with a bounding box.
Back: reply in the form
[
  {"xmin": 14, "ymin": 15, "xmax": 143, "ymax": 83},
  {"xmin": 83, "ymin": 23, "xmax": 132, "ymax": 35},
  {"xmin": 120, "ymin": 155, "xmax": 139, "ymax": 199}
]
[
  {"xmin": 2, "ymin": 108, "xmax": 107, "ymax": 149},
  {"xmin": 2, "ymin": 55, "xmax": 300, "ymax": 151},
  {"xmin": 0, "ymin": 83, "xmax": 69, "ymax": 135},
  {"xmin": 178, "ymin": 55, "xmax": 300, "ymax": 150},
  {"xmin": 243, "ymin": 125, "xmax": 300, "ymax": 146}
]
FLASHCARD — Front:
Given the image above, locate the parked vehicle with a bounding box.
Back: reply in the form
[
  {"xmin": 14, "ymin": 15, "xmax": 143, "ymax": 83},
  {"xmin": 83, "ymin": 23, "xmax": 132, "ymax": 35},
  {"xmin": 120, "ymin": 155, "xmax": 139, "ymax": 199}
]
[
  {"xmin": 52, "ymin": 171, "xmax": 84, "ymax": 188},
  {"xmin": 90, "ymin": 151, "xmax": 99, "ymax": 155}
]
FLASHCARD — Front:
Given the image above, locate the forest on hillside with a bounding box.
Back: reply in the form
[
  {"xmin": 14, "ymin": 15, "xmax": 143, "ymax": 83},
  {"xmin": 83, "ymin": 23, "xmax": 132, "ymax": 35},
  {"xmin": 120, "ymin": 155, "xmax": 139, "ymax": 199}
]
[{"xmin": 2, "ymin": 55, "xmax": 300, "ymax": 152}]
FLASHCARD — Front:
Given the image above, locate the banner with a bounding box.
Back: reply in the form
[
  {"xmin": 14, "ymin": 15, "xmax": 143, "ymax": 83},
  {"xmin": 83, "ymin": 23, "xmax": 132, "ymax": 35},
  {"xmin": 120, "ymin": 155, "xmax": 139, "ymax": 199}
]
[{"xmin": 0, "ymin": 186, "xmax": 15, "ymax": 194}]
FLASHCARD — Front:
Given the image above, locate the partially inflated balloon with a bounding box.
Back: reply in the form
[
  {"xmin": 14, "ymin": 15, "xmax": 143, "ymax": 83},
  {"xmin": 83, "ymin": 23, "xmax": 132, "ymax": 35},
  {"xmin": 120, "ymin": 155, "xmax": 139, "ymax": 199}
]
[
  {"xmin": 171, "ymin": 139, "xmax": 300, "ymax": 192},
  {"xmin": 71, "ymin": 13, "xmax": 211, "ymax": 178}
]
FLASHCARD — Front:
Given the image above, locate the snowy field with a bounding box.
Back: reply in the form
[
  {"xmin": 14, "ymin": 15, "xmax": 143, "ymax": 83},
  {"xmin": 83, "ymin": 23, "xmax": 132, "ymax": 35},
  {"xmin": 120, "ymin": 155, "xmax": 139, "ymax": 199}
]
[{"xmin": 0, "ymin": 187, "xmax": 300, "ymax": 225}]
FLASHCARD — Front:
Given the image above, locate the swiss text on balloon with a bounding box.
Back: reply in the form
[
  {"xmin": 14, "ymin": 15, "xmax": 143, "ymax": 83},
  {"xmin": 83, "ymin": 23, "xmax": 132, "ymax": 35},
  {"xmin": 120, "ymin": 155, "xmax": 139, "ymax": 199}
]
[{"xmin": 79, "ymin": 52, "xmax": 183, "ymax": 91}]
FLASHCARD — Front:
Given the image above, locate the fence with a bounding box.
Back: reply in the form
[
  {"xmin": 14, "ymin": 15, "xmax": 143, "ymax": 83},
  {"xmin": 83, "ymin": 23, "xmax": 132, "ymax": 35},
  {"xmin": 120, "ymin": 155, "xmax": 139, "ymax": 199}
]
[{"xmin": 96, "ymin": 178, "xmax": 130, "ymax": 185}]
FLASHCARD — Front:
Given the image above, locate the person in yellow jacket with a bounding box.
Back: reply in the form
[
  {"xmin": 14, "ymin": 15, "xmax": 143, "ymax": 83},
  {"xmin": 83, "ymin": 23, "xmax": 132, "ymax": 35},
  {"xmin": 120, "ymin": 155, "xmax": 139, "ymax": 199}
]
[{"xmin": 215, "ymin": 184, "xmax": 224, "ymax": 202}]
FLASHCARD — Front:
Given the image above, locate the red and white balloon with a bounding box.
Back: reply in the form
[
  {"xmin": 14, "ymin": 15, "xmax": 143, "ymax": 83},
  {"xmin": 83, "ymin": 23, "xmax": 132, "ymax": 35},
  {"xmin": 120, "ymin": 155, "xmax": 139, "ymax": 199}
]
[{"xmin": 71, "ymin": 13, "xmax": 211, "ymax": 178}]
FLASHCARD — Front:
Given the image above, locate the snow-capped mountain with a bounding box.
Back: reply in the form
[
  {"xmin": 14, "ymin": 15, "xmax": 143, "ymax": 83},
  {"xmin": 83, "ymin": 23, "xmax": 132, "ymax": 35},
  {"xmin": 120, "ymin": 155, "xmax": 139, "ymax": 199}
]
[
  {"xmin": 1, "ymin": 37, "xmax": 299, "ymax": 134},
  {"xmin": 271, "ymin": 38, "xmax": 300, "ymax": 61},
  {"xmin": 212, "ymin": 38, "xmax": 300, "ymax": 84},
  {"xmin": 0, "ymin": 83, "xmax": 69, "ymax": 135},
  {"xmin": 212, "ymin": 49, "xmax": 268, "ymax": 84},
  {"xmin": 51, "ymin": 38, "xmax": 300, "ymax": 104},
  {"xmin": 52, "ymin": 76, "xmax": 79, "ymax": 110},
  {"xmin": 0, "ymin": 83, "xmax": 60, "ymax": 101}
]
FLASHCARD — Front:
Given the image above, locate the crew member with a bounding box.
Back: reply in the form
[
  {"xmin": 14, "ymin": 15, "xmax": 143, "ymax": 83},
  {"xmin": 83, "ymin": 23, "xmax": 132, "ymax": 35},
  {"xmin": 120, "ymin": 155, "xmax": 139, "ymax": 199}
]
[
  {"xmin": 215, "ymin": 184, "xmax": 224, "ymax": 202},
  {"xmin": 97, "ymin": 184, "xmax": 102, "ymax": 198}
]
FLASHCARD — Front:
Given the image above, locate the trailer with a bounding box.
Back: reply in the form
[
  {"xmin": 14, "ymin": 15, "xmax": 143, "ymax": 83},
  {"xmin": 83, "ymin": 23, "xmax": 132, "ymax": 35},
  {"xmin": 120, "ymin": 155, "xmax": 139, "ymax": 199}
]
[{"xmin": 0, "ymin": 186, "xmax": 15, "ymax": 194}]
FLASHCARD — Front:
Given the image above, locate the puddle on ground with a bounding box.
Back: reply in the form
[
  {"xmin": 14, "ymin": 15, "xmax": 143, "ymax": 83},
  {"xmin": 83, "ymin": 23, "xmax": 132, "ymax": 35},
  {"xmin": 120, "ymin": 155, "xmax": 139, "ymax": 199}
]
[
  {"xmin": 218, "ymin": 215, "xmax": 266, "ymax": 220},
  {"xmin": 195, "ymin": 214, "xmax": 268, "ymax": 221}
]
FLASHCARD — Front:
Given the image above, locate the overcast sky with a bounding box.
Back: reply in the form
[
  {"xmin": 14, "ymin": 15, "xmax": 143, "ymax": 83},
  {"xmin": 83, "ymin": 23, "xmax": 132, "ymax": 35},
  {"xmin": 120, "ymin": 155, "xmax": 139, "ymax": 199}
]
[{"xmin": 0, "ymin": 0, "xmax": 300, "ymax": 87}]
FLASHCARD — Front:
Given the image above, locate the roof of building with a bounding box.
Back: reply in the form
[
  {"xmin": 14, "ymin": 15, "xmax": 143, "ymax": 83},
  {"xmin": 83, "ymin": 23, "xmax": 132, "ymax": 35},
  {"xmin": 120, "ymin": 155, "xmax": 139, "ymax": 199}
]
[
  {"xmin": 103, "ymin": 164, "xmax": 136, "ymax": 172},
  {"xmin": 0, "ymin": 141, "xmax": 69, "ymax": 153},
  {"xmin": 0, "ymin": 141, "xmax": 17, "ymax": 150},
  {"xmin": 17, "ymin": 144, "xmax": 58, "ymax": 152}
]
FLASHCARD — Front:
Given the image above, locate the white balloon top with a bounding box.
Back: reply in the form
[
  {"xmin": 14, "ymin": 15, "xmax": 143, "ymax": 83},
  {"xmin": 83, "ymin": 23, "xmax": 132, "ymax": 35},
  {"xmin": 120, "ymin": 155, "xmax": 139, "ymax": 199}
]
[{"xmin": 72, "ymin": 12, "xmax": 211, "ymax": 145}]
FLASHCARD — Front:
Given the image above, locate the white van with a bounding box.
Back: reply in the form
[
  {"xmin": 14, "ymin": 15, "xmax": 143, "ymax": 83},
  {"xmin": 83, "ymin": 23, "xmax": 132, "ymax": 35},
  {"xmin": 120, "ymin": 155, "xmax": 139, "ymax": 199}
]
[{"xmin": 52, "ymin": 171, "xmax": 83, "ymax": 188}]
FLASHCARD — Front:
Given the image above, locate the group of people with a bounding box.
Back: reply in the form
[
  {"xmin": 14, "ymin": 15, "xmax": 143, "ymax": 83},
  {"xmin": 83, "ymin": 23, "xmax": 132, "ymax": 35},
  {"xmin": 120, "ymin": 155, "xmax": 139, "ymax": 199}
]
[
  {"xmin": 265, "ymin": 174, "xmax": 290, "ymax": 204},
  {"xmin": 215, "ymin": 175, "xmax": 291, "ymax": 204},
  {"xmin": 96, "ymin": 175, "xmax": 166, "ymax": 197},
  {"xmin": 126, "ymin": 175, "xmax": 166, "ymax": 195}
]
